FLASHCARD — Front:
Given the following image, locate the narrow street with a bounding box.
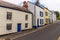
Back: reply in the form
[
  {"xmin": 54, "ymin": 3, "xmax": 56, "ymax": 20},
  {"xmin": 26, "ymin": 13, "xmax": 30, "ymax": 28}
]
[{"xmin": 14, "ymin": 21, "xmax": 60, "ymax": 40}]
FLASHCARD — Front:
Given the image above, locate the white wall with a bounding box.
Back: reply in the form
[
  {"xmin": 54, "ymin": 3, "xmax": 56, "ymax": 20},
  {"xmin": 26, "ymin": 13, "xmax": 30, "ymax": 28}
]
[
  {"xmin": 28, "ymin": 2, "xmax": 44, "ymax": 26},
  {"xmin": 36, "ymin": 6, "xmax": 44, "ymax": 26},
  {"xmin": 51, "ymin": 11, "xmax": 57, "ymax": 22},
  {"xmin": 50, "ymin": 13, "xmax": 53, "ymax": 23},
  {"xmin": 27, "ymin": 2, "xmax": 35, "ymax": 14},
  {"xmin": 48, "ymin": 11, "xmax": 53, "ymax": 23},
  {"xmin": 28, "ymin": 2, "xmax": 36, "ymax": 26},
  {"xmin": 0, "ymin": 7, "xmax": 32, "ymax": 35}
]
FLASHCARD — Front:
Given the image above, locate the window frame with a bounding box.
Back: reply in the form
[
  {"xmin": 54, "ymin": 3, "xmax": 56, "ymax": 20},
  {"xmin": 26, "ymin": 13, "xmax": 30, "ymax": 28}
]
[
  {"xmin": 6, "ymin": 23, "xmax": 12, "ymax": 30},
  {"xmin": 45, "ymin": 12, "xmax": 48, "ymax": 16},
  {"xmin": 7, "ymin": 12, "xmax": 12, "ymax": 20},
  {"xmin": 25, "ymin": 15, "xmax": 28, "ymax": 21},
  {"xmin": 40, "ymin": 19, "xmax": 44, "ymax": 24},
  {"xmin": 25, "ymin": 23, "xmax": 28, "ymax": 28},
  {"xmin": 40, "ymin": 11, "xmax": 43, "ymax": 17}
]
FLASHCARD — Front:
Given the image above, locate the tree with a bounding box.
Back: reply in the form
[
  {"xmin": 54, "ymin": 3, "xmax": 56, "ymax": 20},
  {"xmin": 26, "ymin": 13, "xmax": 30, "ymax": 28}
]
[{"xmin": 54, "ymin": 11, "xmax": 60, "ymax": 17}]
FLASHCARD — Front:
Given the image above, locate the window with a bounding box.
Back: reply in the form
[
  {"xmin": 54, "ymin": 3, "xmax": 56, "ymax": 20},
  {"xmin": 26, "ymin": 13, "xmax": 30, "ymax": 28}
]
[
  {"xmin": 40, "ymin": 11, "xmax": 43, "ymax": 17},
  {"xmin": 7, "ymin": 12, "xmax": 12, "ymax": 20},
  {"xmin": 45, "ymin": 18, "xmax": 48, "ymax": 22},
  {"xmin": 25, "ymin": 23, "xmax": 28, "ymax": 28},
  {"xmin": 45, "ymin": 18, "xmax": 49, "ymax": 23},
  {"xmin": 25, "ymin": 15, "xmax": 28, "ymax": 20},
  {"xmin": 6, "ymin": 24, "xmax": 12, "ymax": 30},
  {"xmin": 45, "ymin": 12, "xmax": 48, "ymax": 16},
  {"xmin": 40, "ymin": 19, "xmax": 44, "ymax": 24}
]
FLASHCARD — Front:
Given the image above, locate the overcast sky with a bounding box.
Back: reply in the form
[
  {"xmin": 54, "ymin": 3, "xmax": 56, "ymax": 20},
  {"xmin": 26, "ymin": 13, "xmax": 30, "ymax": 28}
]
[{"xmin": 3, "ymin": 0, "xmax": 60, "ymax": 12}]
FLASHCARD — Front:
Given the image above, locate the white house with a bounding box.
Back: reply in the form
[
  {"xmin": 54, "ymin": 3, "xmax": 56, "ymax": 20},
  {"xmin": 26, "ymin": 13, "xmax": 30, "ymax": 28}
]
[
  {"xmin": 48, "ymin": 10, "xmax": 53, "ymax": 23},
  {"xmin": 27, "ymin": 1, "xmax": 45, "ymax": 28},
  {"xmin": 51, "ymin": 11, "xmax": 57, "ymax": 22},
  {"xmin": 49, "ymin": 11, "xmax": 53, "ymax": 23},
  {"xmin": 0, "ymin": 1, "xmax": 32, "ymax": 35}
]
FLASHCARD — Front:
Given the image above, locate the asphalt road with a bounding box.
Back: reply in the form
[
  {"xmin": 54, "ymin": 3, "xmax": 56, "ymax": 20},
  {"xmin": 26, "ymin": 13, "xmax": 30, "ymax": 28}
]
[{"xmin": 14, "ymin": 21, "xmax": 60, "ymax": 40}]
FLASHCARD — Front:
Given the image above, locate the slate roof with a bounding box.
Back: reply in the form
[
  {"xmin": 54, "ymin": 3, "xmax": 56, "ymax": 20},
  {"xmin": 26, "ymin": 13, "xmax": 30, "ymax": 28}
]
[{"xmin": 0, "ymin": 1, "xmax": 32, "ymax": 13}]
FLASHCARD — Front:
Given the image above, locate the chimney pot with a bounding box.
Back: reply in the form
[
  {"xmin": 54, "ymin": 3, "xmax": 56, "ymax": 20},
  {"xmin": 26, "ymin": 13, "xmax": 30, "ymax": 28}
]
[{"xmin": 23, "ymin": 1, "xmax": 28, "ymax": 10}]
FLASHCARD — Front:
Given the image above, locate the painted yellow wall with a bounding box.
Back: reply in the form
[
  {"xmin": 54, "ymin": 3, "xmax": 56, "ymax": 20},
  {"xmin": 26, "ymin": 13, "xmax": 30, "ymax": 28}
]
[{"xmin": 43, "ymin": 8, "xmax": 50, "ymax": 24}]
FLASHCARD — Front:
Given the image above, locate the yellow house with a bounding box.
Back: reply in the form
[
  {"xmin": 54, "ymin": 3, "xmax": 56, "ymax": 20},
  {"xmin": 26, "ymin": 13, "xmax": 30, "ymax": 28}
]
[{"xmin": 43, "ymin": 8, "xmax": 50, "ymax": 25}]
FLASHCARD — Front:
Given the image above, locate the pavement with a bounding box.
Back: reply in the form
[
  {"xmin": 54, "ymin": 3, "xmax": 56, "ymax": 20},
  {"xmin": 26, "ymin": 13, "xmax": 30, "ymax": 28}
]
[
  {"xmin": 58, "ymin": 37, "xmax": 60, "ymax": 40},
  {"xmin": 0, "ymin": 24, "xmax": 50, "ymax": 40},
  {"xmin": 0, "ymin": 20, "xmax": 59, "ymax": 40},
  {"xmin": 14, "ymin": 20, "xmax": 60, "ymax": 40}
]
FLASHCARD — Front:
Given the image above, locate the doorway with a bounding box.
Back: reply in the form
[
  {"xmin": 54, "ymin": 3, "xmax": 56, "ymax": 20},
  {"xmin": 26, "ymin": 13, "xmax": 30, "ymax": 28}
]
[{"xmin": 17, "ymin": 23, "xmax": 21, "ymax": 32}]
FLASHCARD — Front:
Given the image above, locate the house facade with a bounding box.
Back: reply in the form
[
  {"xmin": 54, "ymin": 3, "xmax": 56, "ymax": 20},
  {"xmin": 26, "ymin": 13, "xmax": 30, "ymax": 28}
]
[
  {"xmin": 51, "ymin": 11, "xmax": 57, "ymax": 22},
  {"xmin": 49, "ymin": 11, "xmax": 53, "ymax": 23},
  {"xmin": 27, "ymin": 1, "xmax": 44, "ymax": 28},
  {"xmin": 0, "ymin": 1, "xmax": 32, "ymax": 35},
  {"xmin": 35, "ymin": 6, "xmax": 44, "ymax": 26},
  {"xmin": 43, "ymin": 8, "xmax": 50, "ymax": 24}
]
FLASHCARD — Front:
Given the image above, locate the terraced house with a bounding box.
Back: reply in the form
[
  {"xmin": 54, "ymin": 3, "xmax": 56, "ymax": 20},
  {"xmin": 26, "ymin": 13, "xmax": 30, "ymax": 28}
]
[
  {"xmin": 26, "ymin": 0, "xmax": 45, "ymax": 28},
  {"xmin": 43, "ymin": 7, "xmax": 50, "ymax": 25},
  {"xmin": 49, "ymin": 11, "xmax": 53, "ymax": 23},
  {"xmin": 0, "ymin": 0, "xmax": 57, "ymax": 35},
  {"xmin": 0, "ymin": 1, "xmax": 32, "ymax": 35},
  {"xmin": 51, "ymin": 11, "xmax": 57, "ymax": 23}
]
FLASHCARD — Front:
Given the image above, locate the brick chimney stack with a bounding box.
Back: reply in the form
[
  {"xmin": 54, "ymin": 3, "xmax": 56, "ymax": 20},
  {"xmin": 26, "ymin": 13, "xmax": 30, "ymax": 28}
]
[
  {"xmin": 23, "ymin": 1, "xmax": 28, "ymax": 9},
  {"xmin": 36, "ymin": 0, "xmax": 40, "ymax": 6},
  {"xmin": 37, "ymin": 0, "xmax": 39, "ymax": 2}
]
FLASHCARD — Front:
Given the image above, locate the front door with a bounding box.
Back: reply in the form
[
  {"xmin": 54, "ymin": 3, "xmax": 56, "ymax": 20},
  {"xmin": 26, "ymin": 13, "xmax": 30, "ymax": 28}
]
[
  {"xmin": 37, "ymin": 19, "xmax": 39, "ymax": 27},
  {"xmin": 17, "ymin": 23, "xmax": 21, "ymax": 32}
]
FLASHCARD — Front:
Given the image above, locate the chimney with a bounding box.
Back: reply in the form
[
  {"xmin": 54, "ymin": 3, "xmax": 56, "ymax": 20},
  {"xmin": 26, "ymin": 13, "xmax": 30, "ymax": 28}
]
[
  {"xmin": 23, "ymin": 1, "xmax": 28, "ymax": 9},
  {"xmin": 37, "ymin": 0, "xmax": 39, "ymax": 2},
  {"xmin": 36, "ymin": 0, "xmax": 40, "ymax": 6}
]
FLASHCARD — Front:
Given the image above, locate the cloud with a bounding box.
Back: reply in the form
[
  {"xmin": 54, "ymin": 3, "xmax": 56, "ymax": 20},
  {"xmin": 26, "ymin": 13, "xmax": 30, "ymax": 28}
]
[
  {"xmin": 40, "ymin": 0, "xmax": 60, "ymax": 11},
  {"xmin": 3, "ymin": 0, "xmax": 19, "ymax": 4},
  {"xmin": 3, "ymin": 0, "xmax": 32, "ymax": 4}
]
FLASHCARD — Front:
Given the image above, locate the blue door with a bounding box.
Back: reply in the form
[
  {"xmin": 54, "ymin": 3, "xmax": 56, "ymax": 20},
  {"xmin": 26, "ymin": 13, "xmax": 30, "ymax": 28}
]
[{"xmin": 17, "ymin": 23, "xmax": 21, "ymax": 32}]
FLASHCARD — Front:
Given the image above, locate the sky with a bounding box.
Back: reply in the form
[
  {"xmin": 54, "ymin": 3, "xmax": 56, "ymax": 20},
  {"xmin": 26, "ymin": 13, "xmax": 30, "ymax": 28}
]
[{"xmin": 3, "ymin": 0, "xmax": 60, "ymax": 12}]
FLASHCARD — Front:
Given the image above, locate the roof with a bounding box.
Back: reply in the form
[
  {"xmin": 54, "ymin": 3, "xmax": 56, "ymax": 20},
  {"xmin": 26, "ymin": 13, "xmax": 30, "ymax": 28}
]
[
  {"xmin": 27, "ymin": 1, "xmax": 44, "ymax": 9},
  {"xmin": 0, "ymin": 1, "xmax": 32, "ymax": 13}
]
